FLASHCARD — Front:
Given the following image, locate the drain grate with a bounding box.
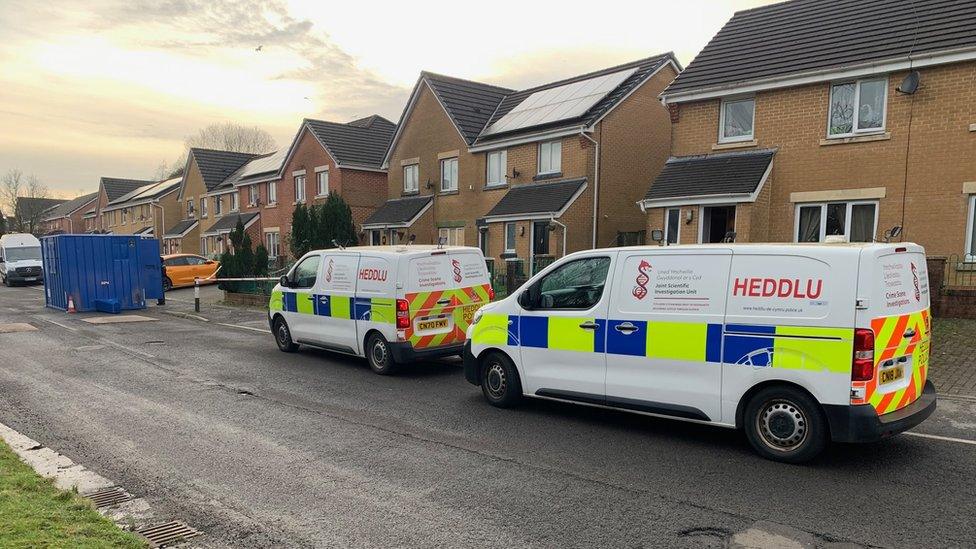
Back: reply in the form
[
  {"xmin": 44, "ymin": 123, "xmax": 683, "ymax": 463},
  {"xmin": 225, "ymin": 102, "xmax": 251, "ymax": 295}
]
[
  {"xmin": 86, "ymin": 486, "xmax": 133, "ymax": 508},
  {"xmin": 137, "ymin": 521, "xmax": 202, "ymax": 547}
]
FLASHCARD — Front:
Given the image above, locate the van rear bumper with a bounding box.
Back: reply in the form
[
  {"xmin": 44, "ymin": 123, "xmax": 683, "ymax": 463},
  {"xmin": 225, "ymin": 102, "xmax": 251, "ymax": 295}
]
[
  {"xmin": 388, "ymin": 340, "xmax": 464, "ymax": 363},
  {"xmin": 823, "ymin": 380, "xmax": 937, "ymax": 443}
]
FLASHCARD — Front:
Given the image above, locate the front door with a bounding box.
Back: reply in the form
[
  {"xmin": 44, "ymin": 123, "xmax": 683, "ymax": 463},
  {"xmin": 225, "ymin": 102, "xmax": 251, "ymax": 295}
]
[
  {"xmin": 604, "ymin": 249, "xmax": 731, "ymax": 422},
  {"xmin": 517, "ymin": 253, "xmax": 616, "ymax": 400},
  {"xmin": 701, "ymin": 205, "xmax": 736, "ymax": 243},
  {"xmin": 531, "ymin": 221, "xmax": 550, "ymax": 274},
  {"xmin": 311, "ymin": 253, "xmax": 361, "ymax": 353}
]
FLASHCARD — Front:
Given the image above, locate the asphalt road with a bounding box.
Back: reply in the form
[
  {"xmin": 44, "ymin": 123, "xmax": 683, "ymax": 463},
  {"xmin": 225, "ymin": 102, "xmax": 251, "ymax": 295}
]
[{"xmin": 1, "ymin": 283, "xmax": 975, "ymax": 548}]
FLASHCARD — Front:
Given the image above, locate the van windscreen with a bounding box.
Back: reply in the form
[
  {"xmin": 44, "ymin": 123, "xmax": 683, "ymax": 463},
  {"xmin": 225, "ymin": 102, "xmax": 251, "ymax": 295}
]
[{"xmin": 5, "ymin": 247, "xmax": 41, "ymax": 262}]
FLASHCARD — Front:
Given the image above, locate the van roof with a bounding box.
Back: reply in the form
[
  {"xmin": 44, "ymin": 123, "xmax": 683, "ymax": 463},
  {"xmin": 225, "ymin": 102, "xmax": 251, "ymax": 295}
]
[
  {"xmin": 0, "ymin": 233, "xmax": 41, "ymax": 247},
  {"xmin": 599, "ymin": 242, "xmax": 922, "ymax": 255},
  {"xmin": 308, "ymin": 245, "xmax": 481, "ymax": 256}
]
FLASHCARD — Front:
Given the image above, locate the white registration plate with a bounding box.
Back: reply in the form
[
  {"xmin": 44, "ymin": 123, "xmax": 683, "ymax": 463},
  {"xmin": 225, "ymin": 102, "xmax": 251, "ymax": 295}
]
[{"xmin": 24, "ymin": 277, "xmax": 37, "ymax": 282}]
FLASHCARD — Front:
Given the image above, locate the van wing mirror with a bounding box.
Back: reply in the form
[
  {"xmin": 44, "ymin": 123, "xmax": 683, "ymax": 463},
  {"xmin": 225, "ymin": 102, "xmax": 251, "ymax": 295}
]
[{"xmin": 279, "ymin": 274, "xmax": 290, "ymax": 288}]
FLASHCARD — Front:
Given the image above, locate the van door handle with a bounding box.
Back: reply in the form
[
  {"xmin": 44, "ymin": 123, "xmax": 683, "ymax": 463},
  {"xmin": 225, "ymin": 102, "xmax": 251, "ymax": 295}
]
[
  {"xmin": 579, "ymin": 321, "xmax": 599, "ymax": 330},
  {"xmin": 436, "ymin": 299, "xmax": 452, "ymax": 306},
  {"xmin": 614, "ymin": 322, "xmax": 638, "ymax": 334},
  {"xmin": 318, "ymin": 296, "xmax": 328, "ymax": 302},
  {"xmin": 903, "ymin": 328, "xmax": 916, "ymax": 339}
]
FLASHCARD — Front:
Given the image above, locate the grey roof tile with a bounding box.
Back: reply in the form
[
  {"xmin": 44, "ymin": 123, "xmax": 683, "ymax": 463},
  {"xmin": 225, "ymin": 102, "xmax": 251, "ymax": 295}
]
[
  {"xmin": 306, "ymin": 116, "xmax": 396, "ymax": 169},
  {"xmin": 643, "ymin": 149, "xmax": 776, "ymax": 201},
  {"xmin": 205, "ymin": 212, "xmax": 259, "ymax": 233},
  {"xmin": 164, "ymin": 218, "xmax": 199, "ymax": 238},
  {"xmin": 40, "ymin": 192, "xmax": 98, "ymax": 221},
  {"xmin": 485, "ymin": 178, "xmax": 587, "ymax": 217},
  {"xmin": 362, "ymin": 195, "xmax": 433, "ymax": 226},
  {"xmin": 101, "ymin": 177, "xmax": 155, "ymax": 201},
  {"xmin": 421, "ymin": 73, "xmax": 515, "ymax": 145},
  {"xmin": 665, "ymin": 0, "xmax": 976, "ymax": 96},
  {"xmin": 190, "ymin": 149, "xmax": 262, "ymax": 192}
]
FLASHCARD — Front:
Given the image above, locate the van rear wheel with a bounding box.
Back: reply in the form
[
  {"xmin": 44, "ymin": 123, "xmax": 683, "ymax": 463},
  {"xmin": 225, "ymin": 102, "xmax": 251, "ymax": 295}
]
[
  {"xmin": 480, "ymin": 351, "xmax": 522, "ymax": 408},
  {"xmin": 366, "ymin": 333, "xmax": 397, "ymax": 375},
  {"xmin": 744, "ymin": 386, "xmax": 827, "ymax": 463},
  {"xmin": 273, "ymin": 316, "xmax": 299, "ymax": 353}
]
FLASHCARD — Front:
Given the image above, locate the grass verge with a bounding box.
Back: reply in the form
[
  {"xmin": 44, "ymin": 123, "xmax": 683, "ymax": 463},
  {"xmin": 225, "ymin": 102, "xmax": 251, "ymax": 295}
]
[{"xmin": 0, "ymin": 439, "xmax": 144, "ymax": 548}]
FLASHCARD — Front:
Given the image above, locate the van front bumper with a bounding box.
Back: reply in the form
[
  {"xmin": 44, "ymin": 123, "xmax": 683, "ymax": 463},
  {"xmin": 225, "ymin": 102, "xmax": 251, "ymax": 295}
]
[
  {"xmin": 463, "ymin": 341, "xmax": 479, "ymax": 386},
  {"xmin": 388, "ymin": 340, "xmax": 464, "ymax": 363},
  {"xmin": 824, "ymin": 380, "xmax": 937, "ymax": 443}
]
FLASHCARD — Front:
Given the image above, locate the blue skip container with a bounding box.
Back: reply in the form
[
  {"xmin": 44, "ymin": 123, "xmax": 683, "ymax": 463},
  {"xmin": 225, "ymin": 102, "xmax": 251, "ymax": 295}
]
[{"xmin": 41, "ymin": 234, "xmax": 163, "ymax": 313}]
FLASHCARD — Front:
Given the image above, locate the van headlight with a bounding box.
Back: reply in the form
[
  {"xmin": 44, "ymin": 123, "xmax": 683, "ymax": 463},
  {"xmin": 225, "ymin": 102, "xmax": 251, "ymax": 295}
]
[{"xmin": 471, "ymin": 309, "xmax": 484, "ymax": 325}]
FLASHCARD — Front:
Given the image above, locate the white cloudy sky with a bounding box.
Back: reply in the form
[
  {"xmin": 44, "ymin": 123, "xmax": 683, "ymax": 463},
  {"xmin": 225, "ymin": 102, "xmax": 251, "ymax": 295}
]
[{"xmin": 0, "ymin": 0, "xmax": 776, "ymax": 197}]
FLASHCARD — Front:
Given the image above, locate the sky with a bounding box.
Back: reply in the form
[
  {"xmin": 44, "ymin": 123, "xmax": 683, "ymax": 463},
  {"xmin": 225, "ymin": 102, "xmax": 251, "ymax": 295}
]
[{"xmin": 0, "ymin": 0, "xmax": 777, "ymax": 197}]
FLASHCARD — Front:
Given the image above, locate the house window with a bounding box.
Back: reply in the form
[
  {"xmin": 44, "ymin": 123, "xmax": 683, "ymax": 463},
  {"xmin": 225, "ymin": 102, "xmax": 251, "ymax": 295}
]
[
  {"xmin": 665, "ymin": 207, "xmax": 680, "ymax": 245},
  {"xmin": 200, "ymin": 198, "xmax": 208, "ymax": 218},
  {"xmin": 504, "ymin": 222, "xmax": 517, "ymax": 253},
  {"xmin": 200, "ymin": 237, "xmax": 208, "ymax": 256},
  {"xmin": 230, "ymin": 192, "xmax": 239, "ymax": 212},
  {"xmin": 267, "ymin": 181, "xmax": 277, "ymax": 204},
  {"xmin": 440, "ymin": 158, "xmax": 458, "ymax": 193},
  {"xmin": 538, "ymin": 140, "xmax": 561, "ymax": 175},
  {"xmin": 214, "ymin": 196, "xmax": 223, "ymax": 216},
  {"xmin": 403, "ymin": 164, "xmax": 419, "ymax": 193},
  {"xmin": 438, "ymin": 227, "xmax": 464, "ymax": 246},
  {"xmin": 294, "ymin": 174, "xmax": 306, "ymax": 203},
  {"xmin": 966, "ymin": 195, "xmax": 976, "ymax": 259},
  {"xmin": 121, "ymin": 208, "xmax": 127, "ymax": 224},
  {"xmin": 828, "ymin": 78, "xmax": 887, "ymax": 137},
  {"xmin": 265, "ymin": 231, "xmax": 280, "ymax": 258},
  {"xmin": 795, "ymin": 201, "xmax": 877, "ymax": 243},
  {"xmin": 719, "ymin": 97, "xmax": 755, "ymax": 142},
  {"xmin": 316, "ymin": 169, "xmax": 329, "ymax": 196},
  {"xmin": 248, "ymin": 185, "xmax": 258, "ymax": 206},
  {"xmin": 486, "ymin": 150, "xmax": 507, "ymax": 187},
  {"xmin": 187, "ymin": 199, "xmax": 194, "ymax": 217}
]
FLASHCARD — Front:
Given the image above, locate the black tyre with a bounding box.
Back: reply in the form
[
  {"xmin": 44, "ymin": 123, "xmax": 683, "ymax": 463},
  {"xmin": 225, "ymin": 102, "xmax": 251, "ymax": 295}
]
[
  {"xmin": 163, "ymin": 276, "xmax": 173, "ymax": 292},
  {"xmin": 2, "ymin": 275, "xmax": 8, "ymax": 287},
  {"xmin": 744, "ymin": 385, "xmax": 828, "ymax": 464},
  {"xmin": 273, "ymin": 316, "xmax": 299, "ymax": 353},
  {"xmin": 480, "ymin": 351, "xmax": 522, "ymax": 408},
  {"xmin": 365, "ymin": 332, "xmax": 397, "ymax": 375}
]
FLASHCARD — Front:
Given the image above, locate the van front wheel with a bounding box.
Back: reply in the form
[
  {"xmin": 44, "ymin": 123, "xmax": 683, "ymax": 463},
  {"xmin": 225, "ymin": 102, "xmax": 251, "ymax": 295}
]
[
  {"xmin": 481, "ymin": 352, "xmax": 522, "ymax": 408},
  {"xmin": 744, "ymin": 386, "xmax": 827, "ymax": 463},
  {"xmin": 273, "ymin": 317, "xmax": 299, "ymax": 353},
  {"xmin": 366, "ymin": 333, "xmax": 397, "ymax": 375}
]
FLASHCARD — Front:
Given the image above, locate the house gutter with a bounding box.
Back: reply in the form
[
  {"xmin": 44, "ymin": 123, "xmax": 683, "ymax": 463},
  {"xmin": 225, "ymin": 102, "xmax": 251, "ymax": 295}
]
[{"xmin": 579, "ymin": 131, "xmax": 600, "ymax": 249}]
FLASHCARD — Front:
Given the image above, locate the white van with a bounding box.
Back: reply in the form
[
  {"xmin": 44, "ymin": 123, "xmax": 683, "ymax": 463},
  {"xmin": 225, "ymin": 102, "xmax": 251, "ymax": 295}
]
[
  {"xmin": 270, "ymin": 245, "xmax": 492, "ymax": 374},
  {"xmin": 0, "ymin": 233, "xmax": 43, "ymax": 286},
  {"xmin": 465, "ymin": 243, "xmax": 936, "ymax": 462}
]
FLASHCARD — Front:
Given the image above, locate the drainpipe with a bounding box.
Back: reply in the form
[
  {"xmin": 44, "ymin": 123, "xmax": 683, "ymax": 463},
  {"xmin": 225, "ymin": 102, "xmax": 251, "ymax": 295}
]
[
  {"xmin": 150, "ymin": 201, "xmax": 165, "ymax": 242},
  {"xmin": 550, "ymin": 216, "xmax": 568, "ymax": 258},
  {"xmin": 579, "ymin": 130, "xmax": 600, "ymax": 249}
]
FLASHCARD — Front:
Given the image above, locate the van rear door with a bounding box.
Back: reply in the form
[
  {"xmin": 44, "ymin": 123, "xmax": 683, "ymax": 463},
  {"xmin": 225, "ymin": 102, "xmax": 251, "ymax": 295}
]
[
  {"xmin": 854, "ymin": 244, "xmax": 931, "ymax": 415},
  {"xmin": 405, "ymin": 249, "xmax": 491, "ymax": 350}
]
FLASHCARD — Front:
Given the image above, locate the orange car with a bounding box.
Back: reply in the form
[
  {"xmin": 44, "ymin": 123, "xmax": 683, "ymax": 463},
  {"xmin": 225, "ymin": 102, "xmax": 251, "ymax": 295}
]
[{"xmin": 162, "ymin": 254, "xmax": 220, "ymax": 290}]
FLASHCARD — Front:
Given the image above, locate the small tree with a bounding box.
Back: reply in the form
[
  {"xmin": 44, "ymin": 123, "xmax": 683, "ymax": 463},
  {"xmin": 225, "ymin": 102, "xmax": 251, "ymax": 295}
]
[
  {"xmin": 315, "ymin": 192, "xmax": 358, "ymax": 248},
  {"xmin": 289, "ymin": 203, "xmax": 311, "ymax": 257},
  {"xmin": 253, "ymin": 244, "xmax": 269, "ymax": 277}
]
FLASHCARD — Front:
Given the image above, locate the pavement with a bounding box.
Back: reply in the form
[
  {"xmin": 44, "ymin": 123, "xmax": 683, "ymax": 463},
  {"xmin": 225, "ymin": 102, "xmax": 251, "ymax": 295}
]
[{"xmin": 1, "ymin": 282, "xmax": 976, "ymax": 547}]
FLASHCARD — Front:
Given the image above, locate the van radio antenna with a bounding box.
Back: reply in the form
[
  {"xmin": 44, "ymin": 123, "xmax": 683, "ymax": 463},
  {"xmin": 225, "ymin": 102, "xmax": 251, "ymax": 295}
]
[{"xmin": 331, "ymin": 239, "xmax": 345, "ymax": 250}]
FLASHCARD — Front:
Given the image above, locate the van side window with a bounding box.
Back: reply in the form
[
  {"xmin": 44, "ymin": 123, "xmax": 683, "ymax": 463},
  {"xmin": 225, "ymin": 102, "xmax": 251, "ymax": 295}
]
[
  {"xmin": 291, "ymin": 255, "xmax": 321, "ymax": 289},
  {"xmin": 532, "ymin": 256, "xmax": 611, "ymax": 310}
]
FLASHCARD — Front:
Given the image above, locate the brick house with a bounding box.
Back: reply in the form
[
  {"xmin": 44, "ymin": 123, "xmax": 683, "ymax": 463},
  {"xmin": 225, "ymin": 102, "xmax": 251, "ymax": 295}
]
[
  {"xmin": 232, "ymin": 116, "xmax": 395, "ymax": 261},
  {"xmin": 11, "ymin": 197, "xmax": 67, "ymax": 234},
  {"xmin": 38, "ymin": 192, "xmax": 97, "ymax": 234},
  {"xmin": 99, "ymin": 175, "xmax": 182, "ymax": 246},
  {"xmin": 373, "ymin": 53, "xmax": 679, "ymax": 277},
  {"xmin": 95, "ymin": 177, "xmax": 155, "ymax": 233},
  {"xmin": 642, "ymin": 0, "xmax": 976, "ymax": 261}
]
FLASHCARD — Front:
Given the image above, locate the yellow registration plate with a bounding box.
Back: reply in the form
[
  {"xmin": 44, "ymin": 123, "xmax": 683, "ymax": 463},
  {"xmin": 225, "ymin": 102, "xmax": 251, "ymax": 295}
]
[
  {"xmin": 879, "ymin": 366, "xmax": 905, "ymax": 385},
  {"xmin": 417, "ymin": 318, "xmax": 448, "ymax": 331}
]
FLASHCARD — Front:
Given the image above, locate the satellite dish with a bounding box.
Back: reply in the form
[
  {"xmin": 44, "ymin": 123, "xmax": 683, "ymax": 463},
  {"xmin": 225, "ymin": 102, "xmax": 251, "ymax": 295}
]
[{"xmin": 897, "ymin": 71, "xmax": 920, "ymax": 94}]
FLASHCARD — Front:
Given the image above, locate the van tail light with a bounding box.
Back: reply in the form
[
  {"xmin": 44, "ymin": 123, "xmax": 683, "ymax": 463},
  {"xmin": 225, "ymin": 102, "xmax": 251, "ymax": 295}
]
[
  {"xmin": 852, "ymin": 328, "xmax": 875, "ymax": 381},
  {"xmin": 487, "ymin": 286, "xmax": 495, "ymax": 301},
  {"xmin": 396, "ymin": 299, "xmax": 410, "ymax": 329}
]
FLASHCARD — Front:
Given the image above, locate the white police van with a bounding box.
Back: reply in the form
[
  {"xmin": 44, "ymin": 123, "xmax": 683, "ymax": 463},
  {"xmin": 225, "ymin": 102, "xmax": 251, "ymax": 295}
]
[
  {"xmin": 464, "ymin": 242, "xmax": 936, "ymax": 462},
  {"xmin": 0, "ymin": 233, "xmax": 43, "ymax": 286},
  {"xmin": 270, "ymin": 245, "xmax": 492, "ymax": 374}
]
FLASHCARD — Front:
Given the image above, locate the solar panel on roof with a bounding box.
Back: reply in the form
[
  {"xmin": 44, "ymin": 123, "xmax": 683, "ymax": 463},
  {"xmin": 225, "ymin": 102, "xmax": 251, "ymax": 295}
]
[{"xmin": 482, "ymin": 67, "xmax": 637, "ymax": 136}]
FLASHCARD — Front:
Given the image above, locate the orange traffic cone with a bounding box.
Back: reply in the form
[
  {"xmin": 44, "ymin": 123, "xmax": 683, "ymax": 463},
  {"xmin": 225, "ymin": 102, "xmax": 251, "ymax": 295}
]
[{"xmin": 66, "ymin": 294, "xmax": 76, "ymax": 313}]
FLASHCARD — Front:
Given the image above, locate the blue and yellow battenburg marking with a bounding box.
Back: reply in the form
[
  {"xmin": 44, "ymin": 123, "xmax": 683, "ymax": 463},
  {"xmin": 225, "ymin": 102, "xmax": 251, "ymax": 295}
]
[
  {"xmin": 472, "ymin": 313, "xmax": 852, "ymax": 372},
  {"xmin": 270, "ymin": 290, "xmax": 394, "ymax": 324}
]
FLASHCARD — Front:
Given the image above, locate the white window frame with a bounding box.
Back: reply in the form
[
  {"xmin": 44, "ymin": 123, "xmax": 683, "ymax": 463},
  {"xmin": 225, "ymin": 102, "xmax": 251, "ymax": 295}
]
[
  {"xmin": 538, "ymin": 140, "xmax": 561, "ymax": 175},
  {"xmin": 664, "ymin": 207, "xmax": 681, "ymax": 245},
  {"xmin": 504, "ymin": 222, "xmax": 517, "ymax": 253},
  {"xmin": 440, "ymin": 157, "xmax": 458, "ymax": 193},
  {"xmin": 965, "ymin": 195, "xmax": 976, "ymax": 260},
  {"xmin": 230, "ymin": 192, "xmax": 239, "ymax": 212},
  {"xmin": 267, "ymin": 181, "xmax": 278, "ymax": 205},
  {"xmin": 315, "ymin": 168, "xmax": 329, "ymax": 197},
  {"xmin": 403, "ymin": 164, "xmax": 419, "ymax": 193},
  {"xmin": 121, "ymin": 208, "xmax": 127, "ymax": 224},
  {"xmin": 718, "ymin": 96, "xmax": 756, "ymax": 143},
  {"xmin": 214, "ymin": 195, "xmax": 222, "ymax": 216},
  {"xmin": 200, "ymin": 198, "xmax": 208, "ymax": 218},
  {"xmin": 294, "ymin": 174, "xmax": 306, "ymax": 203},
  {"xmin": 265, "ymin": 231, "xmax": 280, "ymax": 258},
  {"xmin": 827, "ymin": 77, "xmax": 888, "ymax": 138},
  {"xmin": 248, "ymin": 185, "xmax": 258, "ymax": 206},
  {"xmin": 486, "ymin": 150, "xmax": 507, "ymax": 187},
  {"xmin": 793, "ymin": 200, "xmax": 879, "ymax": 243},
  {"xmin": 186, "ymin": 199, "xmax": 194, "ymax": 218}
]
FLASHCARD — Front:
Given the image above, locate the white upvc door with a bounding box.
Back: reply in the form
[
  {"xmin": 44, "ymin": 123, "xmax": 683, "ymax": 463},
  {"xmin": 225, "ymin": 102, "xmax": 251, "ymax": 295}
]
[
  {"xmin": 516, "ymin": 253, "xmax": 617, "ymax": 399},
  {"xmin": 604, "ymin": 248, "xmax": 731, "ymax": 422}
]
